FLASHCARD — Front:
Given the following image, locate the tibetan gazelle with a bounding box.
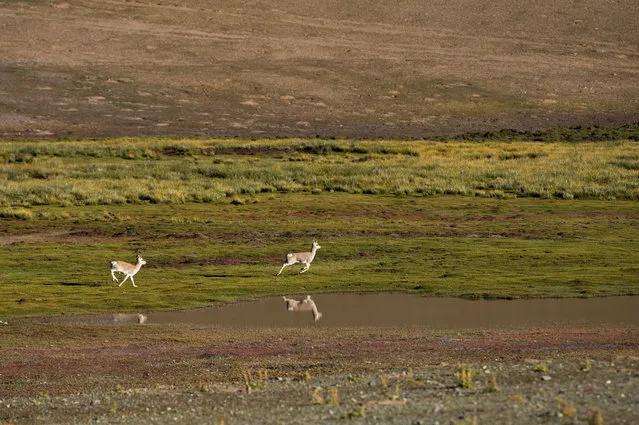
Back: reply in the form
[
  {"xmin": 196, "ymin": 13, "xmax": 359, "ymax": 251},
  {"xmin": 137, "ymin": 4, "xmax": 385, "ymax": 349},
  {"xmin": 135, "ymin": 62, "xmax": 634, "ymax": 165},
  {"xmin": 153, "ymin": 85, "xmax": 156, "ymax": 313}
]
[
  {"xmin": 110, "ymin": 254, "xmax": 146, "ymax": 287},
  {"xmin": 277, "ymin": 239, "xmax": 321, "ymax": 276}
]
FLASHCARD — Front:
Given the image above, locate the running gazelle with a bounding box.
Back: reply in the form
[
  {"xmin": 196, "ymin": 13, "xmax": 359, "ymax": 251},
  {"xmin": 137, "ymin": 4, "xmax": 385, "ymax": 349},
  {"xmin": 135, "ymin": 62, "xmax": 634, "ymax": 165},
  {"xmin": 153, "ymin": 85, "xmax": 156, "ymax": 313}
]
[
  {"xmin": 277, "ymin": 239, "xmax": 321, "ymax": 276},
  {"xmin": 110, "ymin": 254, "xmax": 146, "ymax": 287}
]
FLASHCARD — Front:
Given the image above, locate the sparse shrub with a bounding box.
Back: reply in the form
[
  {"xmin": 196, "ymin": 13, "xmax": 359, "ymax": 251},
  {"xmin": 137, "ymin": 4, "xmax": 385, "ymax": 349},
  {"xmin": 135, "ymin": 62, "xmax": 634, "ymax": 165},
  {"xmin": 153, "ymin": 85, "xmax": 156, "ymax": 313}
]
[
  {"xmin": 483, "ymin": 375, "xmax": 501, "ymax": 393},
  {"xmin": 456, "ymin": 365, "xmax": 476, "ymax": 389},
  {"xmin": 587, "ymin": 408, "xmax": 603, "ymax": 425},
  {"xmin": 327, "ymin": 387, "xmax": 340, "ymax": 406},
  {"xmin": 311, "ymin": 386, "xmax": 339, "ymax": 406},
  {"xmin": 312, "ymin": 387, "xmax": 325, "ymax": 405},
  {"xmin": 342, "ymin": 404, "xmax": 365, "ymax": 419},
  {"xmin": 560, "ymin": 400, "xmax": 576, "ymax": 417},
  {"xmin": 380, "ymin": 375, "xmax": 388, "ymax": 390},
  {"xmin": 391, "ymin": 383, "xmax": 401, "ymax": 400},
  {"xmin": 531, "ymin": 363, "xmax": 548, "ymax": 373},
  {"xmin": 242, "ymin": 369, "xmax": 268, "ymax": 394}
]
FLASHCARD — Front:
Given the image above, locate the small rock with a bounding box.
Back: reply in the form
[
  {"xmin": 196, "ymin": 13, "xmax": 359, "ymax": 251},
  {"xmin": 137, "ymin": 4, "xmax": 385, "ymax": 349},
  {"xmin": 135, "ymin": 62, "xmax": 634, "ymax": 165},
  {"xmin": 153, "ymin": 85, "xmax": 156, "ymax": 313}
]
[{"xmin": 541, "ymin": 375, "xmax": 552, "ymax": 381}]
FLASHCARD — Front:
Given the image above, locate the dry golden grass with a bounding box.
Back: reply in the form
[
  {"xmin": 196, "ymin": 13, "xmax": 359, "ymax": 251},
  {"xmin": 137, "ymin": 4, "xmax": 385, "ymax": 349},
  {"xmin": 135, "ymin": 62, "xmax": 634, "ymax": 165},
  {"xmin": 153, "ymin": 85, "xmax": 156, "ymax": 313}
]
[{"xmin": 0, "ymin": 137, "xmax": 637, "ymax": 208}]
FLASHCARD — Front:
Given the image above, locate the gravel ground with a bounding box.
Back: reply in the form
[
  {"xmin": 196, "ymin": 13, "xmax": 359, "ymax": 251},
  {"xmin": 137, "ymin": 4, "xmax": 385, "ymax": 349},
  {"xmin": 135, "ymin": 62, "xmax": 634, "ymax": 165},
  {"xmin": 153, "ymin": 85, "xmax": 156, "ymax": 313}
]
[
  {"xmin": 3, "ymin": 360, "xmax": 638, "ymax": 424},
  {"xmin": 1, "ymin": 322, "xmax": 637, "ymax": 424}
]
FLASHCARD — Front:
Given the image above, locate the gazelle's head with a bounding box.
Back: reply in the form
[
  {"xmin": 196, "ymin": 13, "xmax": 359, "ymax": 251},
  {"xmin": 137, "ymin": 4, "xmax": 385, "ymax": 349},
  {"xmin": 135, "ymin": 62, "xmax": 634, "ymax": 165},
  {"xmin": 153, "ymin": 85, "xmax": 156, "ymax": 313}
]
[
  {"xmin": 312, "ymin": 239, "xmax": 321, "ymax": 250},
  {"xmin": 136, "ymin": 254, "xmax": 147, "ymax": 266}
]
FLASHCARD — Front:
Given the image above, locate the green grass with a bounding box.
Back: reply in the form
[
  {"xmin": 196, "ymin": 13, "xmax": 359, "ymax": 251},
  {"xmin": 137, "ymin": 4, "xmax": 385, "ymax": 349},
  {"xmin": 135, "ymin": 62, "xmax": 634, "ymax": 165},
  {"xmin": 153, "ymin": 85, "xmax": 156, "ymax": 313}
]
[
  {"xmin": 0, "ymin": 136, "xmax": 638, "ymax": 318},
  {"xmin": 0, "ymin": 193, "xmax": 637, "ymax": 317}
]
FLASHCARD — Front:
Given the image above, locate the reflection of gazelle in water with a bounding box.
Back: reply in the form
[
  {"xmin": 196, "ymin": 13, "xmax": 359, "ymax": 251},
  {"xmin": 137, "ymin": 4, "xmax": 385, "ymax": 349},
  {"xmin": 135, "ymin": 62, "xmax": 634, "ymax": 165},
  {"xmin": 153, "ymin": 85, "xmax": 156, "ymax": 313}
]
[
  {"xmin": 110, "ymin": 254, "xmax": 146, "ymax": 287},
  {"xmin": 283, "ymin": 295, "xmax": 322, "ymax": 322},
  {"xmin": 277, "ymin": 239, "xmax": 321, "ymax": 276},
  {"xmin": 112, "ymin": 313, "xmax": 147, "ymax": 324}
]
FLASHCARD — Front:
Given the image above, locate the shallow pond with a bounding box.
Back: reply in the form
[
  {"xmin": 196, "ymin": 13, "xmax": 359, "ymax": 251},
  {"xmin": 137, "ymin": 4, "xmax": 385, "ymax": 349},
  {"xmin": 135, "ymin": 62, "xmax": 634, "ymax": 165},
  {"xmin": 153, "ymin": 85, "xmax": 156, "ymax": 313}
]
[{"xmin": 143, "ymin": 293, "xmax": 639, "ymax": 329}]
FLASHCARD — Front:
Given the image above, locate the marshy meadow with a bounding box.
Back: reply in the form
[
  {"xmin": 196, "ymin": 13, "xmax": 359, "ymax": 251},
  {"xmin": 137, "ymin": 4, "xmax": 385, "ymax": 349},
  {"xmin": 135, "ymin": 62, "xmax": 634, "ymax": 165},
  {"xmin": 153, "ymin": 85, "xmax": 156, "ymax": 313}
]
[{"xmin": 1, "ymin": 133, "xmax": 638, "ymax": 317}]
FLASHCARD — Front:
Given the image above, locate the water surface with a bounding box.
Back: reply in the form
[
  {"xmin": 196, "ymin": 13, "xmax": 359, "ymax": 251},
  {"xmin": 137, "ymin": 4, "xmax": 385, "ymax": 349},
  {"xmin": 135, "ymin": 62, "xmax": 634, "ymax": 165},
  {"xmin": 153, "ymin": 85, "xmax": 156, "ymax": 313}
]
[{"xmin": 147, "ymin": 294, "xmax": 639, "ymax": 329}]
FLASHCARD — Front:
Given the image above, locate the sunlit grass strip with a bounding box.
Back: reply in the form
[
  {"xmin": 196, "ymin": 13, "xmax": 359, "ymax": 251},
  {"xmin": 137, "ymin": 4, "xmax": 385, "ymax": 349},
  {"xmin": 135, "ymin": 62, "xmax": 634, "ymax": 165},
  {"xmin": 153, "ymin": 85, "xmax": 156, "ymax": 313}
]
[{"xmin": 0, "ymin": 138, "xmax": 637, "ymax": 207}]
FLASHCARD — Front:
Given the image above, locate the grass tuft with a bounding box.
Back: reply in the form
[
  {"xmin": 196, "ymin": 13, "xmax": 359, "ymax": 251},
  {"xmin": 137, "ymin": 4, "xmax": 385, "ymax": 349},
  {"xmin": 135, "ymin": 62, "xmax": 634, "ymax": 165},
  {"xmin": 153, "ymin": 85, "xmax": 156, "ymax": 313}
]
[
  {"xmin": 242, "ymin": 369, "xmax": 268, "ymax": 394},
  {"xmin": 560, "ymin": 400, "xmax": 577, "ymax": 417},
  {"xmin": 483, "ymin": 375, "xmax": 501, "ymax": 393},
  {"xmin": 456, "ymin": 365, "xmax": 476, "ymax": 389},
  {"xmin": 587, "ymin": 408, "xmax": 604, "ymax": 425}
]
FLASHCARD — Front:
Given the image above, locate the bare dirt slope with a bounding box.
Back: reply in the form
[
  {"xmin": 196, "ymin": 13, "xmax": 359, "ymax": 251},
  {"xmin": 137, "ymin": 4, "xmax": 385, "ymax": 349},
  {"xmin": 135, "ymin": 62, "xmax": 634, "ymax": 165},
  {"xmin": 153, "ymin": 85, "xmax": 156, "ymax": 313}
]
[{"xmin": 0, "ymin": 0, "xmax": 637, "ymax": 139}]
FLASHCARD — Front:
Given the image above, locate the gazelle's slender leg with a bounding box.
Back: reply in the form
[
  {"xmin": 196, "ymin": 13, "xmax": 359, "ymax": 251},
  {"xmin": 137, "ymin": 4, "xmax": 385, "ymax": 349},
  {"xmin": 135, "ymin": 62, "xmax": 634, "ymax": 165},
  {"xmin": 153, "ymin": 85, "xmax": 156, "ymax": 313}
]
[
  {"xmin": 300, "ymin": 262, "xmax": 310, "ymax": 273},
  {"xmin": 130, "ymin": 276, "xmax": 137, "ymax": 288},
  {"xmin": 312, "ymin": 304, "xmax": 322, "ymax": 321},
  {"xmin": 111, "ymin": 271, "xmax": 119, "ymax": 282},
  {"xmin": 277, "ymin": 263, "xmax": 290, "ymax": 276},
  {"xmin": 118, "ymin": 275, "xmax": 130, "ymax": 287}
]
